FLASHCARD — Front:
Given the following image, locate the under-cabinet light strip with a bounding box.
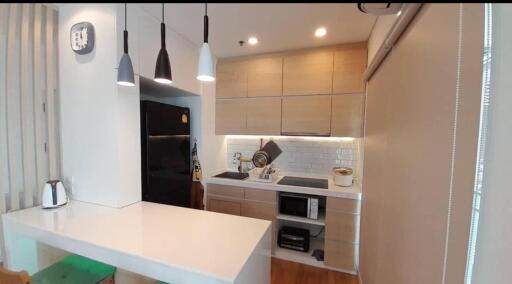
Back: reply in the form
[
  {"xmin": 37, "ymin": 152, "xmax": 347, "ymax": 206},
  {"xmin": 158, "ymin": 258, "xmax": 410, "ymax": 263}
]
[{"xmin": 225, "ymin": 135, "xmax": 355, "ymax": 142}]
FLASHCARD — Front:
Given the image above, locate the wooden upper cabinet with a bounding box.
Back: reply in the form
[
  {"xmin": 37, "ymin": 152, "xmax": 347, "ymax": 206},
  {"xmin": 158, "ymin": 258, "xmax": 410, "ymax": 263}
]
[
  {"xmin": 281, "ymin": 95, "xmax": 332, "ymax": 135},
  {"xmin": 245, "ymin": 97, "xmax": 282, "ymax": 135},
  {"xmin": 216, "ymin": 99, "xmax": 246, "ymax": 134},
  {"xmin": 216, "ymin": 61, "xmax": 247, "ymax": 98},
  {"xmin": 331, "ymin": 94, "xmax": 364, "ymax": 137},
  {"xmin": 333, "ymin": 45, "xmax": 367, "ymax": 94},
  {"xmin": 247, "ymin": 57, "xmax": 283, "ymax": 97},
  {"xmin": 283, "ymin": 50, "xmax": 334, "ymax": 96}
]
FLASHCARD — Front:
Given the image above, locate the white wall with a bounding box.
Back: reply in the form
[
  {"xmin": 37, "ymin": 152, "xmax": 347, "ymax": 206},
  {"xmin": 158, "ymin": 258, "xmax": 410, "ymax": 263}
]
[
  {"xmin": 198, "ymin": 82, "xmax": 226, "ymax": 177},
  {"xmin": 472, "ymin": 4, "xmax": 512, "ymax": 283},
  {"xmin": 58, "ymin": 4, "xmax": 204, "ymax": 207},
  {"xmin": 135, "ymin": 4, "xmax": 200, "ymax": 95},
  {"xmin": 59, "ymin": 4, "xmax": 140, "ymax": 207}
]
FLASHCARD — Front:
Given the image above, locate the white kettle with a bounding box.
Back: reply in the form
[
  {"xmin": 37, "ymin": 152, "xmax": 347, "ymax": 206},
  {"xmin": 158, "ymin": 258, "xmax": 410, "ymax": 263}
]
[{"xmin": 42, "ymin": 180, "xmax": 68, "ymax": 209}]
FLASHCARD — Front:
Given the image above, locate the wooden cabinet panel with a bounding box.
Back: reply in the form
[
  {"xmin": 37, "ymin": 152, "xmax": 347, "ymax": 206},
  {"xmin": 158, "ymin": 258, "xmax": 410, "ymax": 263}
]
[
  {"xmin": 281, "ymin": 95, "xmax": 332, "ymax": 135},
  {"xmin": 207, "ymin": 184, "xmax": 244, "ymax": 199},
  {"xmin": 327, "ymin": 197, "xmax": 361, "ymax": 214},
  {"xmin": 324, "ymin": 240, "xmax": 357, "ymax": 271},
  {"xmin": 325, "ymin": 211, "xmax": 359, "ymax": 242},
  {"xmin": 244, "ymin": 188, "xmax": 277, "ymax": 203},
  {"xmin": 283, "ymin": 50, "xmax": 334, "ymax": 96},
  {"xmin": 245, "ymin": 97, "xmax": 282, "ymax": 135},
  {"xmin": 247, "ymin": 57, "xmax": 283, "ymax": 97},
  {"xmin": 216, "ymin": 61, "xmax": 247, "ymax": 98},
  {"xmin": 207, "ymin": 198, "xmax": 241, "ymax": 215},
  {"xmin": 331, "ymin": 94, "xmax": 364, "ymax": 137},
  {"xmin": 215, "ymin": 99, "xmax": 246, "ymax": 134},
  {"xmin": 241, "ymin": 200, "xmax": 277, "ymax": 221},
  {"xmin": 333, "ymin": 45, "xmax": 367, "ymax": 94}
]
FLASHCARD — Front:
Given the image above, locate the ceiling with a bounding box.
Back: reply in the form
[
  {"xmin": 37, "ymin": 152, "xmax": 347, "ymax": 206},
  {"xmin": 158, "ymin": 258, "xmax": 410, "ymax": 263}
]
[{"xmin": 139, "ymin": 3, "xmax": 378, "ymax": 58}]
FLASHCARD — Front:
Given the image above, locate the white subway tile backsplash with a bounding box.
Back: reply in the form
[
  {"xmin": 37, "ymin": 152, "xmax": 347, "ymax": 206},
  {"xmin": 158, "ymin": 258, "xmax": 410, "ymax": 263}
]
[{"xmin": 226, "ymin": 137, "xmax": 362, "ymax": 178}]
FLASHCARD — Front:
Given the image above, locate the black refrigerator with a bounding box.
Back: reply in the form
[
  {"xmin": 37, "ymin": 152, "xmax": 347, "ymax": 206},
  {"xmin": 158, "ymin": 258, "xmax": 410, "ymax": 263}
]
[{"xmin": 140, "ymin": 100, "xmax": 191, "ymax": 208}]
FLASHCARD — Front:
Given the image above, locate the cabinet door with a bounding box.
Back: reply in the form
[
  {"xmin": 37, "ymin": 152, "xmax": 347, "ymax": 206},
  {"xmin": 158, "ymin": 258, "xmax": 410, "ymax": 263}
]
[
  {"xmin": 207, "ymin": 198, "xmax": 241, "ymax": 215},
  {"xmin": 247, "ymin": 57, "xmax": 283, "ymax": 97},
  {"xmin": 244, "ymin": 188, "xmax": 277, "ymax": 203},
  {"xmin": 281, "ymin": 95, "xmax": 332, "ymax": 135},
  {"xmin": 333, "ymin": 45, "xmax": 367, "ymax": 94},
  {"xmin": 216, "ymin": 99, "xmax": 246, "ymax": 134},
  {"xmin": 324, "ymin": 240, "xmax": 357, "ymax": 272},
  {"xmin": 245, "ymin": 97, "xmax": 282, "ymax": 135},
  {"xmin": 216, "ymin": 61, "xmax": 247, "ymax": 98},
  {"xmin": 326, "ymin": 197, "xmax": 361, "ymax": 214},
  {"xmin": 325, "ymin": 211, "xmax": 360, "ymax": 242},
  {"xmin": 331, "ymin": 94, "xmax": 364, "ymax": 137},
  {"xmin": 207, "ymin": 184, "xmax": 244, "ymax": 199},
  {"xmin": 241, "ymin": 200, "xmax": 277, "ymax": 221},
  {"xmin": 283, "ymin": 50, "xmax": 333, "ymax": 96}
]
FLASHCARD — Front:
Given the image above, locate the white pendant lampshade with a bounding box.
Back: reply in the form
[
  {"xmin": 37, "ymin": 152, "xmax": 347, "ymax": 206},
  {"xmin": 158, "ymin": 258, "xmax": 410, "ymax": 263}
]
[
  {"xmin": 197, "ymin": 42, "xmax": 215, "ymax": 82},
  {"xmin": 197, "ymin": 3, "xmax": 215, "ymax": 82}
]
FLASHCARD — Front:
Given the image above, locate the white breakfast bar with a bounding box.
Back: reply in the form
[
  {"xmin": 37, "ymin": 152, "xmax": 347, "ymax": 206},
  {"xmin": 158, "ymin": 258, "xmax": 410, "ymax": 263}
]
[{"xmin": 2, "ymin": 201, "xmax": 272, "ymax": 284}]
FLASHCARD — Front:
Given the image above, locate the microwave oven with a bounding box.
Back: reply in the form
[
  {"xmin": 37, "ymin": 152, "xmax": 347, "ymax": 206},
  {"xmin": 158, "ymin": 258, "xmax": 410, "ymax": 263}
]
[{"xmin": 279, "ymin": 193, "xmax": 319, "ymax": 220}]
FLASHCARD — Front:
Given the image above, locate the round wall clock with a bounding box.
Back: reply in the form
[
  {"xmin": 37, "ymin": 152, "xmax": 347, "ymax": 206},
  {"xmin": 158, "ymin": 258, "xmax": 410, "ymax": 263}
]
[{"xmin": 70, "ymin": 22, "xmax": 95, "ymax": 55}]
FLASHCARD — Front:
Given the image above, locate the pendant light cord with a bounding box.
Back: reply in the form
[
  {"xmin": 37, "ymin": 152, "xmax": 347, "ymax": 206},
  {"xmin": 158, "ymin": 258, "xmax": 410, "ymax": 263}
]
[
  {"xmin": 123, "ymin": 3, "xmax": 128, "ymax": 54},
  {"xmin": 161, "ymin": 3, "xmax": 166, "ymax": 49},
  {"xmin": 204, "ymin": 3, "xmax": 209, "ymax": 43},
  {"xmin": 124, "ymin": 3, "xmax": 127, "ymax": 30}
]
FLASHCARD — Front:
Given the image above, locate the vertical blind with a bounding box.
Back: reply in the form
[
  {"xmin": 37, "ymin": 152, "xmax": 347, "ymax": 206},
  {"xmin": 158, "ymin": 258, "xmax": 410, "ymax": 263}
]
[{"xmin": 0, "ymin": 3, "xmax": 60, "ymax": 213}]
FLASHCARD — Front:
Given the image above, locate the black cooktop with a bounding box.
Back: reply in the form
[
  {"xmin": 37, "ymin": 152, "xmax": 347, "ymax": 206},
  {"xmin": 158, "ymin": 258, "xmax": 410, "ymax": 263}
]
[
  {"xmin": 277, "ymin": 176, "xmax": 328, "ymax": 189},
  {"xmin": 214, "ymin": 171, "xmax": 249, "ymax": 180}
]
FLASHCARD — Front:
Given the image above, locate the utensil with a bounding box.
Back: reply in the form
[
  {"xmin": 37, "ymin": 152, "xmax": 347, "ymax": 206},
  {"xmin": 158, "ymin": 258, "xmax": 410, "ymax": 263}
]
[{"xmin": 252, "ymin": 140, "xmax": 282, "ymax": 168}]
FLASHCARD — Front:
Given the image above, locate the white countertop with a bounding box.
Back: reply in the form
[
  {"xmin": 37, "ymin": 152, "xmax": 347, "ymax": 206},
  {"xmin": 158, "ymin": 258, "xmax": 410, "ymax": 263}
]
[
  {"xmin": 206, "ymin": 171, "xmax": 362, "ymax": 200},
  {"xmin": 2, "ymin": 200, "xmax": 271, "ymax": 283}
]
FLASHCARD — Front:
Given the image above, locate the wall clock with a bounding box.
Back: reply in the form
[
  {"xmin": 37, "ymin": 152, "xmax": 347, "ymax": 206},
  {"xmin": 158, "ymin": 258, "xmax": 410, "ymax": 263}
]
[{"xmin": 70, "ymin": 22, "xmax": 95, "ymax": 55}]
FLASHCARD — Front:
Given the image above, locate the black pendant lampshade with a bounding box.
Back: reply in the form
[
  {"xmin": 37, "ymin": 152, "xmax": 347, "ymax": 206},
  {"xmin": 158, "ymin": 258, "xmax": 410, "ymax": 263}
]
[{"xmin": 154, "ymin": 3, "xmax": 172, "ymax": 84}]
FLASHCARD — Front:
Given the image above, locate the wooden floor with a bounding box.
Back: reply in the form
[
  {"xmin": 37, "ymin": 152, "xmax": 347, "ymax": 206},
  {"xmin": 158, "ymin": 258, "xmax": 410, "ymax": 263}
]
[{"xmin": 271, "ymin": 258, "xmax": 358, "ymax": 284}]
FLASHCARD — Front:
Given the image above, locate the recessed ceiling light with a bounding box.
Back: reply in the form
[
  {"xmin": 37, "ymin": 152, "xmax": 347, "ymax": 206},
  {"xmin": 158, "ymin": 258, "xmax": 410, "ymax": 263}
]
[
  {"xmin": 315, "ymin": 27, "xmax": 327, "ymax": 38},
  {"xmin": 248, "ymin": 36, "xmax": 258, "ymax": 45}
]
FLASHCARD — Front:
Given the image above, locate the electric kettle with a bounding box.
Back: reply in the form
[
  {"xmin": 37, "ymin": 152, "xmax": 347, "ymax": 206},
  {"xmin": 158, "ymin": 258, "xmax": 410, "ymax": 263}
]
[{"xmin": 42, "ymin": 180, "xmax": 68, "ymax": 209}]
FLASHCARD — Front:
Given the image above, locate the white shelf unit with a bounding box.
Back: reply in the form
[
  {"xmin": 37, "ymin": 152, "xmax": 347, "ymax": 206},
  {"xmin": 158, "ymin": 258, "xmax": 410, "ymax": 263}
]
[
  {"xmin": 273, "ymin": 237, "xmax": 325, "ymax": 268},
  {"xmin": 276, "ymin": 211, "xmax": 326, "ymax": 226}
]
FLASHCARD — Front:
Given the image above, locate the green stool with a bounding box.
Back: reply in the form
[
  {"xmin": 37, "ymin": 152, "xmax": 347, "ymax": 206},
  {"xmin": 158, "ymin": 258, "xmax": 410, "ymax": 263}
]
[{"xmin": 31, "ymin": 255, "xmax": 116, "ymax": 284}]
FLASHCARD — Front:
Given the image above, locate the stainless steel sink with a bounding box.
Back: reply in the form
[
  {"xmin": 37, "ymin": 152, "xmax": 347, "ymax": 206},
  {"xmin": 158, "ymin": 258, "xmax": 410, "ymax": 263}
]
[{"xmin": 213, "ymin": 171, "xmax": 249, "ymax": 180}]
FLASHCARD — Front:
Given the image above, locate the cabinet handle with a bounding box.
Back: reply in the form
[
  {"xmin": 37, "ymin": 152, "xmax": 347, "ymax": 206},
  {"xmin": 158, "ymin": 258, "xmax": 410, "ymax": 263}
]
[{"xmin": 281, "ymin": 132, "xmax": 331, "ymax": 137}]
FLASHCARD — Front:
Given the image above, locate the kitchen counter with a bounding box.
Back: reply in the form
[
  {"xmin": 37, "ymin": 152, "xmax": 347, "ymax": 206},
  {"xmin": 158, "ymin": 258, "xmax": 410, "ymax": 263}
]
[
  {"xmin": 2, "ymin": 201, "xmax": 272, "ymax": 284},
  {"xmin": 206, "ymin": 171, "xmax": 362, "ymax": 200}
]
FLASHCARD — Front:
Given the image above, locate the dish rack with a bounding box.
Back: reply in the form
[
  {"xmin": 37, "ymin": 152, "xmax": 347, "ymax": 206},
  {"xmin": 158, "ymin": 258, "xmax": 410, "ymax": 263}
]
[{"xmin": 248, "ymin": 167, "xmax": 280, "ymax": 183}]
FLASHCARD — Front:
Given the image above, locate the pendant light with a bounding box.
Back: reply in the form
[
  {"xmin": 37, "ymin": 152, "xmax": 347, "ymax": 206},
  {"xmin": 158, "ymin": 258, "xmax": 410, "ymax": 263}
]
[
  {"xmin": 117, "ymin": 3, "xmax": 135, "ymax": 87},
  {"xmin": 197, "ymin": 3, "xmax": 215, "ymax": 82},
  {"xmin": 154, "ymin": 3, "xmax": 172, "ymax": 84}
]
